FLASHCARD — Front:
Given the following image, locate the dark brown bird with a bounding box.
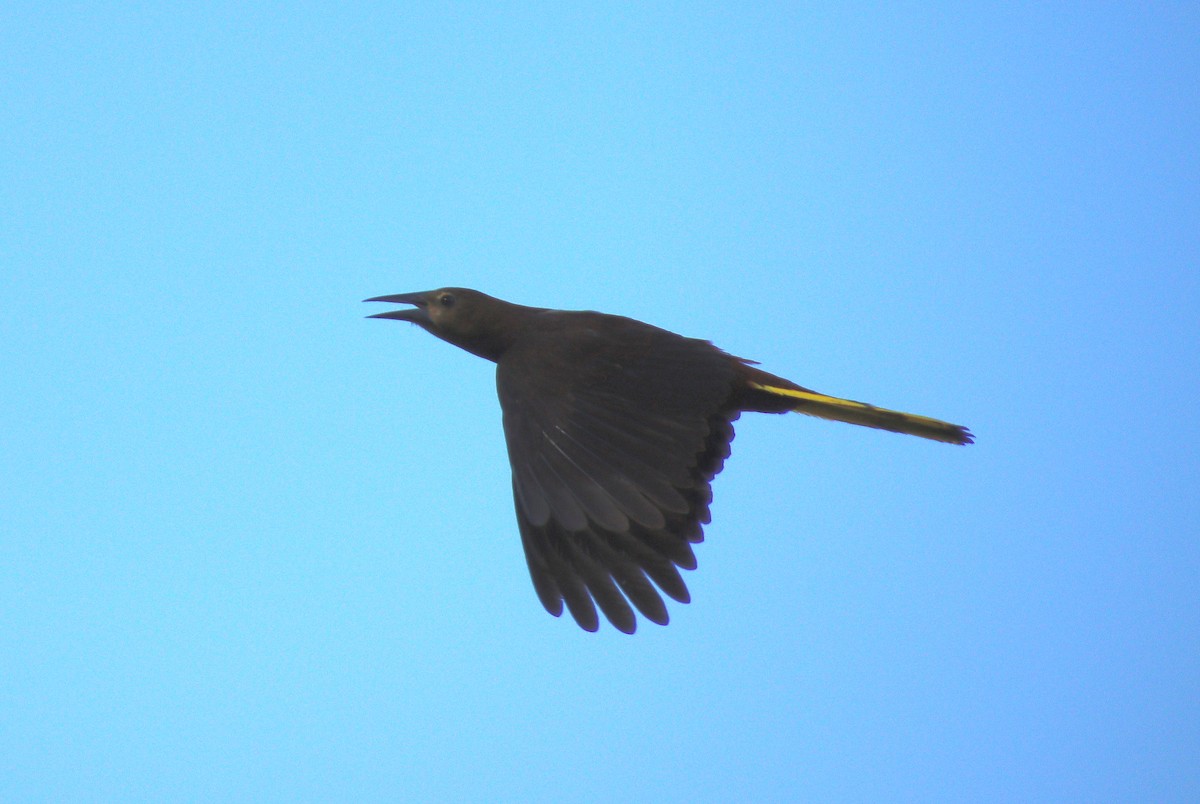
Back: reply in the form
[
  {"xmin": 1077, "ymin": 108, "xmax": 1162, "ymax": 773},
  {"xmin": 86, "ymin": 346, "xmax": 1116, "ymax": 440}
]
[{"xmin": 366, "ymin": 287, "xmax": 972, "ymax": 634}]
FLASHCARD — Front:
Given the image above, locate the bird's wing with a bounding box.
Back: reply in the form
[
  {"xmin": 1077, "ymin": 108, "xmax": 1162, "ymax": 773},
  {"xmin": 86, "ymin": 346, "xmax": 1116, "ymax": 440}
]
[{"xmin": 496, "ymin": 317, "xmax": 738, "ymax": 633}]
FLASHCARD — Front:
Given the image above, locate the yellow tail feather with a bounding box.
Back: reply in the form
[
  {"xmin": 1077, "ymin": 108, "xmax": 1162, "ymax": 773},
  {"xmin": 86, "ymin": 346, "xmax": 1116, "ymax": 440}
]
[{"xmin": 748, "ymin": 382, "xmax": 973, "ymax": 445}]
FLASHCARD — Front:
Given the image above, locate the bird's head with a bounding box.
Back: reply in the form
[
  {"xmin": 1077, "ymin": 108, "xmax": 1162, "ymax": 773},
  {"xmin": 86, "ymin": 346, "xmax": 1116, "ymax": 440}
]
[{"xmin": 365, "ymin": 287, "xmax": 533, "ymax": 362}]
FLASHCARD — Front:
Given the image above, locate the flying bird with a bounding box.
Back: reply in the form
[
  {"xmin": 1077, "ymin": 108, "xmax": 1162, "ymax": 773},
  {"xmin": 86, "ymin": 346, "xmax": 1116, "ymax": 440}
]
[{"xmin": 366, "ymin": 288, "xmax": 972, "ymax": 634}]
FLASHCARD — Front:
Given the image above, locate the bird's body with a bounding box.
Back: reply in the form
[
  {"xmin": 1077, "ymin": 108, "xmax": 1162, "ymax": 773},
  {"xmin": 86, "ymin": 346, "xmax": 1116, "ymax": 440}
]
[{"xmin": 367, "ymin": 287, "xmax": 972, "ymax": 633}]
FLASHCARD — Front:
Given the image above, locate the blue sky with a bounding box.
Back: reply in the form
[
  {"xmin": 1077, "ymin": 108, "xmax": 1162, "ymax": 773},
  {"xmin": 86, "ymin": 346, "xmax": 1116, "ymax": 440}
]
[{"xmin": 2, "ymin": 3, "xmax": 1197, "ymax": 800}]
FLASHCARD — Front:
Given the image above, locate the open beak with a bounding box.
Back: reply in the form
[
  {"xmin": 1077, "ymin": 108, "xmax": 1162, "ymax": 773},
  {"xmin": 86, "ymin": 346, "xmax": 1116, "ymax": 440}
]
[{"xmin": 363, "ymin": 292, "xmax": 431, "ymax": 323}]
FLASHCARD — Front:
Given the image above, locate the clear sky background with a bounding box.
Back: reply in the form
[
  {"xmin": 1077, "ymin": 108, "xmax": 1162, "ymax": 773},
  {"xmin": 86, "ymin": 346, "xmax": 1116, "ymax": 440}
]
[{"xmin": 2, "ymin": 3, "xmax": 1197, "ymax": 801}]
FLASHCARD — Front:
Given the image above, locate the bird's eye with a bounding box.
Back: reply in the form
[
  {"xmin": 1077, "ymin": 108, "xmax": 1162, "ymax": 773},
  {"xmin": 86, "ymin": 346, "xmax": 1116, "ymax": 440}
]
[{"xmin": 438, "ymin": 293, "xmax": 456, "ymax": 307}]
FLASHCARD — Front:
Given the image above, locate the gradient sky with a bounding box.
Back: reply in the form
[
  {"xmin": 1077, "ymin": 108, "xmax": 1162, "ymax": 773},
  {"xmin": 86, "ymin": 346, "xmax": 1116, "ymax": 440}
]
[{"xmin": 3, "ymin": 3, "xmax": 1197, "ymax": 801}]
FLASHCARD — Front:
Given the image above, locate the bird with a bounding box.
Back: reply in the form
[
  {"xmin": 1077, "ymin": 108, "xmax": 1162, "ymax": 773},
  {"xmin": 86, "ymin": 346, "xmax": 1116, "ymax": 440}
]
[{"xmin": 366, "ymin": 287, "xmax": 972, "ymax": 634}]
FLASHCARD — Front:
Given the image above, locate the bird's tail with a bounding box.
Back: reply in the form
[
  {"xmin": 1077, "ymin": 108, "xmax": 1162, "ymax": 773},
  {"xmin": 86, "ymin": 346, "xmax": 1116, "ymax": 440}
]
[{"xmin": 746, "ymin": 381, "xmax": 974, "ymax": 445}]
